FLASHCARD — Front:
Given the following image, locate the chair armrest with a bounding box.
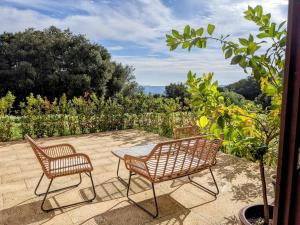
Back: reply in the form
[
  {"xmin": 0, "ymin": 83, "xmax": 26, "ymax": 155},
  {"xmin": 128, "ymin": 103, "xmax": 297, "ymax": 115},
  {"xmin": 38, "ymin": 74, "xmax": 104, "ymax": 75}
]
[
  {"xmin": 124, "ymin": 155, "xmax": 149, "ymax": 177},
  {"xmin": 42, "ymin": 144, "xmax": 76, "ymax": 157},
  {"xmin": 49, "ymin": 153, "xmax": 93, "ymax": 172}
]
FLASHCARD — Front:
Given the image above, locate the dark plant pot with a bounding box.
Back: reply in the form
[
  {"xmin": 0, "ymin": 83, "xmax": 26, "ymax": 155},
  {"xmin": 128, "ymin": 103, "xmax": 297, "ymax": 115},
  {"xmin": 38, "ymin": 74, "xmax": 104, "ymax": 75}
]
[{"xmin": 239, "ymin": 204, "xmax": 273, "ymax": 225}]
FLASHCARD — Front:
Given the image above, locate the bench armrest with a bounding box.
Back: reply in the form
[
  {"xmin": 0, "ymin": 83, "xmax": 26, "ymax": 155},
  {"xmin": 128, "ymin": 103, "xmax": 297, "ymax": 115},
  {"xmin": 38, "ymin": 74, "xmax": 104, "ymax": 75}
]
[
  {"xmin": 124, "ymin": 154, "xmax": 149, "ymax": 177},
  {"xmin": 42, "ymin": 144, "xmax": 76, "ymax": 157}
]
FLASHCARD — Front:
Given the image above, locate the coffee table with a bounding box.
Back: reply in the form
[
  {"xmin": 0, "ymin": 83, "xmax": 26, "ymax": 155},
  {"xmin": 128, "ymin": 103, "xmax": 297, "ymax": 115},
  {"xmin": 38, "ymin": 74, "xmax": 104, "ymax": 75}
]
[{"xmin": 111, "ymin": 144, "xmax": 156, "ymax": 186}]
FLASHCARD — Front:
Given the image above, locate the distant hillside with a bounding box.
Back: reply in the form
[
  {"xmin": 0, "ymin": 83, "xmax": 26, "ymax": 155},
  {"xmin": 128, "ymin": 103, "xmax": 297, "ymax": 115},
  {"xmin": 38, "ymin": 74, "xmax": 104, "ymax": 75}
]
[{"xmin": 143, "ymin": 86, "xmax": 165, "ymax": 95}]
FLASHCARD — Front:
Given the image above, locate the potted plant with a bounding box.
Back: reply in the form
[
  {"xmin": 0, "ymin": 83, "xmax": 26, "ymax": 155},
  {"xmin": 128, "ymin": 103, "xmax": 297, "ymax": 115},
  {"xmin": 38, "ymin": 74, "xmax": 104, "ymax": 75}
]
[{"xmin": 166, "ymin": 4, "xmax": 285, "ymax": 225}]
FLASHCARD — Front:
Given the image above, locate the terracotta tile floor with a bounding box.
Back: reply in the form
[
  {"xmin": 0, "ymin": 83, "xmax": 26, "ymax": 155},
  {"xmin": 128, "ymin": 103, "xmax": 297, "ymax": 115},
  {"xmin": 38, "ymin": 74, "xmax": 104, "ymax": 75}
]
[{"xmin": 0, "ymin": 130, "xmax": 274, "ymax": 225}]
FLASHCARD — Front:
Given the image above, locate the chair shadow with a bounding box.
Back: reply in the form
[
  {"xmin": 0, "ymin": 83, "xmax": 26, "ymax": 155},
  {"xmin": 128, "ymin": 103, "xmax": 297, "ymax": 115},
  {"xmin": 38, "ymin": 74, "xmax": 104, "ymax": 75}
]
[
  {"xmin": 78, "ymin": 175, "xmax": 221, "ymax": 225},
  {"xmin": 0, "ymin": 200, "xmax": 54, "ymax": 225},
  {"xmin": 79, "ymin": 176, "xmax": 152, "ymax": 204},
  {"xmin": 79, "ymin": 194, "xmax": 190, "ymax": 225}
]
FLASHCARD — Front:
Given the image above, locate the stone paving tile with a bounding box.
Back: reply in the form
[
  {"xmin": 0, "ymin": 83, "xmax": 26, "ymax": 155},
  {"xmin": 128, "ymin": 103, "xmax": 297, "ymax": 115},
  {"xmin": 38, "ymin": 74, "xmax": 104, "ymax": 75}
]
[
  {"xmin": 0, "ymin": 158, "xmax": 35, "ymax": 169},
  {"xmin": 0, "ymin": 130, "xmax": 274, "ymax": 225},
  {"xmin": 24, "ymin": 174, "xmax": 76, "ymax": 190},
  {"xmin": 0, "ymin": 153, "xmax": 18, "ymax": 162},
  {"xmin": 0, "ymin": 167, "xmax": 22, "ymax": 177},
  {"xmin": 2, "ymin": 170, "xmax": 41, "ymax": 183},
  {"xmin": 0, "ymin": 194, "xmax": 3, "ymax": 210},
  {"xmin": 20, "ymin": 163, "xmax": 41, "ymax": 172},
  {"xmin": 41, "ymin": 213, "xmax": 75, "ymax": 225},
  {"xmin": 0, "ymin": 180, "xmax": 27, "ymax": 194},
  {"xmin": 2, "ymin": 189, "xmax": 35, "ymax": 209}
]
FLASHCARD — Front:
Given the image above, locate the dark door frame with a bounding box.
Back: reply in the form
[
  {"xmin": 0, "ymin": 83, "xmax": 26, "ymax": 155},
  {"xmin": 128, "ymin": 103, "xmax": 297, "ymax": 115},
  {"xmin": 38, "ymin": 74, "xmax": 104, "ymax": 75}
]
[{"xmin": 273, "ymin": 0, "xmax": 300, "ymax": 224}]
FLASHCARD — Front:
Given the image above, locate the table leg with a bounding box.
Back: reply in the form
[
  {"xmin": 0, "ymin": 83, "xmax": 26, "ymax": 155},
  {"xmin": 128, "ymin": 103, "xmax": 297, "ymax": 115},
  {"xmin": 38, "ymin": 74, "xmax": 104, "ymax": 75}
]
[
  {"xmin": 116, "ymin": 158, "xmax": 136, "ymax": 186},
  {"xmin": 116, "ymin": 158, "xmax": 129, "ymax": 186}
]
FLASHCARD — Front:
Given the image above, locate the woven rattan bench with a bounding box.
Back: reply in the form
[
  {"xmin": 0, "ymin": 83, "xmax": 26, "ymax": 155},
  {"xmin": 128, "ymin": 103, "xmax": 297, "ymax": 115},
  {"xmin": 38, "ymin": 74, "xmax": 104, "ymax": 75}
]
[
  {"xmin": 123, "ymin": 135, "xmax": 222, "ymax": 217},
  {"xmin": 25, "ymin": 135, "xmax": 96, "ymax": 212}
]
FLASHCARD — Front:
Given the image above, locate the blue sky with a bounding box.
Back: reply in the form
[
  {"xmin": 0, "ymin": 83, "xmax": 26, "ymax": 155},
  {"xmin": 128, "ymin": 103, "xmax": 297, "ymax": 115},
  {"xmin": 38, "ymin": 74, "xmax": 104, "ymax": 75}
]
[{"xmin": 0, "ymin": 0, "xmax": 288, "ymax": 85}]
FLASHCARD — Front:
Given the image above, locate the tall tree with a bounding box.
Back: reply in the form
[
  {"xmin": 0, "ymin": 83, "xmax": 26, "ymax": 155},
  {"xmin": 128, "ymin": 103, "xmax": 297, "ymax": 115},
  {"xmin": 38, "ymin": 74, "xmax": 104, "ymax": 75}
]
[
  {"xmin": 106, "ymin": 63, "xmax": 141, "ymax": 97},
  {"xmin": 0, "ymin": 26, "xmax": 137, "ymax": 101},
  {"xmin": 165, "ymin": 82, "xmax": 190, "ymax": 100},
  {"xmin": 225, "ymin": 76, "xmax": 261, "ymax": 100}
]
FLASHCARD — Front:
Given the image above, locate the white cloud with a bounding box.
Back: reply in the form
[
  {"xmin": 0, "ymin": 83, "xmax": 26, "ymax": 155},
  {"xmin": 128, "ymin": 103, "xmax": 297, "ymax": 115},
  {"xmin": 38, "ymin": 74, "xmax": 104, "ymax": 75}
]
[
  {"xmin": 0, "ymin": 0, "xmax": 288, "ymax": 85},
  {"xmin": 107, "ymin": 45, "xmax": 124, "ymax": 51},
  {"xmin": 114, "ymin": 49, "xmax": 247, "ymax": 86}
]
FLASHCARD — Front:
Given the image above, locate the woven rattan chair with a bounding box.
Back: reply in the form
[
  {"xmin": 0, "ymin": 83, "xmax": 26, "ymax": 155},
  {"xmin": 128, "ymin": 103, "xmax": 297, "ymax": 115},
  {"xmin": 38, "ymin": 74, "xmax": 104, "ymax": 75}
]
[
  {"xmin": 173, "ymin": 125, "xmax": 199, "ymax": 139},
  {"xmin": 124, "ymin": 136, "xmax": 222, "ymax": 217},
  {"xmin": 25, "ymin": 135, "xmax": 96, "ymax": 212}
]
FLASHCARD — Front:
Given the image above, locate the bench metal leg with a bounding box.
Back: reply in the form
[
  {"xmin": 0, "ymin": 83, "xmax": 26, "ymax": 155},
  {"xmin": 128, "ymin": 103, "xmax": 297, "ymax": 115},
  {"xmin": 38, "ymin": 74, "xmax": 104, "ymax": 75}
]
[
  {"xmin": 37, "ymin": 172, "xmax": 96, "ymax": 212},
  {"xmin": 188, "ymin": 168, "xmax": 219, "ymax": 196},
  {"xmin": 127, "ymin": 172, "xmax": 158, "ymax": 218},
  {"xmin": 34, "ymin": 173, "xmax": 82, "ymax": 197}
]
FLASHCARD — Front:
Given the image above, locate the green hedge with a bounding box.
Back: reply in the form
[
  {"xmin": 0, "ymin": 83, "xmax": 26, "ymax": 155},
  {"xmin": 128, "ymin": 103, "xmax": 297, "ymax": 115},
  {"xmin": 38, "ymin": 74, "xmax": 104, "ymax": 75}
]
[{"xmin": 0, "ymin": 92, "xmax": 195, "ymax": 141}]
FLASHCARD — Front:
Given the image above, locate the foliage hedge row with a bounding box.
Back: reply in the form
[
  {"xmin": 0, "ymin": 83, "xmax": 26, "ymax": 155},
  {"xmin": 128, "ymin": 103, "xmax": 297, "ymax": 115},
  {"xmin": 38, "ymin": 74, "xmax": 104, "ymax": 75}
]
[{"xmin": 0, "ymin": 92, "xmax": 195, "ymax": 141}]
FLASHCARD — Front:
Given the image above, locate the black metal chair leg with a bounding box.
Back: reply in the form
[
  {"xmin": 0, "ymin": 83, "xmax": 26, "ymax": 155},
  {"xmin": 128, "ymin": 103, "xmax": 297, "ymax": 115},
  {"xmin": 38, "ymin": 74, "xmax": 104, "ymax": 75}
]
[
  {"xmin": 40, "ymin": 172, "xmax": 96, "ymax": 212},
  {"xmin": 89, "ymin": 172, "xmax": 97, "ymax": 202},
  {"xmin": 188, "ymin": 168, "xmax": 219, "ymax": 196},
  {"xmin": 35, "ymin": 173, "xmax": 82, "ymax": 197},
  {"xmin": 127, "ymin": 172, "xmax": 159, "ymax": 218}
]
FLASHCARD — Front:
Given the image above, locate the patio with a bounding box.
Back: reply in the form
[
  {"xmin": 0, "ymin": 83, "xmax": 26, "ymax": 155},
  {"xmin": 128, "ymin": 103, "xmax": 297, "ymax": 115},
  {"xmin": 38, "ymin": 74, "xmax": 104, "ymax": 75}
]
[{"xmin": 0, "ymin": 130, "xmax": 274, "ymax": 225}]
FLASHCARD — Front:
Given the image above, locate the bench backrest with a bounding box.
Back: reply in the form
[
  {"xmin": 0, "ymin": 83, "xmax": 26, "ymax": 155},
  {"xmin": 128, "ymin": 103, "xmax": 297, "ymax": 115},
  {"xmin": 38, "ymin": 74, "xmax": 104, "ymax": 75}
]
[{"xmin": 146, "ymin": 136, "xmax": 222, "ymax": 181}]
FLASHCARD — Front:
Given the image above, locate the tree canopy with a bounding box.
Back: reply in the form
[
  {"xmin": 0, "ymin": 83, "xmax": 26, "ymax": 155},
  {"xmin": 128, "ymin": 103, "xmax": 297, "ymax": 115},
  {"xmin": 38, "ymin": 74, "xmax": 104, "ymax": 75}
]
[
  {"xmin": 224, "ymin": 76, "xmax": 261, "ymax": 100},
  {"xmin": 165, "ymin": 82, "xmax": 190, "ymax": 100},
  {"xmin": 0, "ymin": 26, "xmax": 139, "ymax": 102}
]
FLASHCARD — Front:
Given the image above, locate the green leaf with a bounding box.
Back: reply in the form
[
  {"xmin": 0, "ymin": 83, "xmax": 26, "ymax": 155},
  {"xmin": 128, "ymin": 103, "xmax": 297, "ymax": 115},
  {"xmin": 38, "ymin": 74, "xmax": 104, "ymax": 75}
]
[
  {"xmin": 213, "ymin": 128, "xmax": 221, "ymax": 137},
  {"xmin": 278, "ymin": 21, "xmax": 286, "ymax": 30},
  {"xmin": 249, "ymin": 58, "xmax": 258, "ymax": 68},
  {"xmin": 270, "ymin": 23, "xmax": 276, "ymax": 37},
  {"xmin": 225, "ymin": 48, "xmax": 233, "ymax": 59},
  {"xmin": 199, "ymin": 116, "xmax": 209, "ymax": 127},
  {"xmin": 182, "ymin": 41, "xmax": 190, "ymax": 49},
  {"xmin": 217, "ymin": 116, "xmax": 225, "ymax": 128},
  {"xmin": 170, "ymin": 43, "xmax": 179, "ymax": 51},
  {"xmin": 207, "ymin": 24, "xmax": 215, "ymax": 35},
  {"xmin": 191, "ymin": 28, "xmax": 196, "ymax": 37},
  {"xmin": 172, "ymin": 30, "xmax": 182, "ymax": 39},
  {"xmin": 201, "ymin": 40, "xmax": 207, "ymax": 48},
  {"xmin": 257, "ymin": 33, "xmax": 269, "ymax": 39},
  {"xmin": 166, "ymin": 34, "xmax": 173, "ymax": 39},
  {"xmin": 195, "ymin": 39, "xmax": 202, "ymax": 48},
  {"xmin": 238, "ymin": 56, "xmax": 247, "ymax": 68},
  {"xmin": 184, "ymin": 25, "xmax": 191, "ymax": 37},
  {"xmin": 231, "ymin": 55, "xmax": 242, "ymax": 65},
  {"xmin": 239, "ymin": 38, "xmax": 249, "ymax": 46},
  {"xmin": 222, "ymin": 44, "xmax": 227, "ymax": 52},
  {"xmin": 279, "ymin": 37, "xmax": 286, "ymax": 47},
  {"xmin": 196, "ymin": 28, "xmax": 204, "ymax": 36},
  {"xmin": 249, "ymin": 34, "xmax": 254, "ymax": 42},
  {"xmin": 209, "ymin": 123, "xmax": 218, "ymax": 134},
  {"xmin": 255, "ymin": 5, "xmax": 263, "ymax": 17},
  {"xmin": 247, "ymin": 42, "xmax": 259, "ymax": 55}
]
